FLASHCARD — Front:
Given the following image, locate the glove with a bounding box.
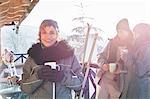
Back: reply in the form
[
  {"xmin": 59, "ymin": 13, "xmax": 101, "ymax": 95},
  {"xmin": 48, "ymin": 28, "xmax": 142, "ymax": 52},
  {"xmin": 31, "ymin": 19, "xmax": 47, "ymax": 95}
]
[
  {"xmin": 48, "ymin": 68, "xmax": 65, "ymax": 82},
  {"xmin": 55, "ymin": 70, "xmax": 65, "ymax": 82},
  {"xmin": 37, "ymin": 65, "xmax": 55, "ymax": 81},
  {"xmin": 37, "ymin": 65, "xmax": 64, "ymax": 82}
]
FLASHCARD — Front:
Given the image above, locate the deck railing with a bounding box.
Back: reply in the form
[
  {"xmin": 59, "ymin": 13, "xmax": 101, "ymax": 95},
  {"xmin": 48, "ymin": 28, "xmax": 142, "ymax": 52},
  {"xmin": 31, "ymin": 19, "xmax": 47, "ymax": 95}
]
[{"xmin": 14, "ymin": 53, "xmax": 28, "ymax": 64}]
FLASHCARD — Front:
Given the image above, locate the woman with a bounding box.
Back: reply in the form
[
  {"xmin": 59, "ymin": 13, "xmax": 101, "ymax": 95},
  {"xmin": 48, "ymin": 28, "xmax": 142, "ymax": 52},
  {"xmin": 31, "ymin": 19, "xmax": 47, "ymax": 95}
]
[
  {"xmin": 133, "ymin": 23, "xmax": 150, "ymax": 99},
  {"xmin": 20, "ymin": 19, "xmax": 83, "ymax": 99}
]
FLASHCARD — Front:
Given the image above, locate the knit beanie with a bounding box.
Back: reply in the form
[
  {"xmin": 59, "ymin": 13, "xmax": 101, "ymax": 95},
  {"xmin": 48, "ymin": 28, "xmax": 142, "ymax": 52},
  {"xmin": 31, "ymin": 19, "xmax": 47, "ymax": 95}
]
[{"xmin": 116, "ymin": 18, "xmax": 131, "ymax": 32}]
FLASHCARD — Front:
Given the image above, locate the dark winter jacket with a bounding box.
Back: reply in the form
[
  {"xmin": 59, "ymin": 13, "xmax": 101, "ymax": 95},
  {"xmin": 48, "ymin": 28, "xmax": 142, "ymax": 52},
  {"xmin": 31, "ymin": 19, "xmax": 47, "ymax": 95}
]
[{"xmin": 20, "ymin": 40, "xmax": 84, "ymax": 99}]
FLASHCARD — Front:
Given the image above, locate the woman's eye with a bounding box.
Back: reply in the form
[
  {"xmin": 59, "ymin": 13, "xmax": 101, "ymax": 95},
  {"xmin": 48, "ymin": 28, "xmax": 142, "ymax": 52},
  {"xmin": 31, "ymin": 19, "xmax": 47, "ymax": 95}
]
[
  {"xmin": 41, "ymin": 32, "xmax": 47, "ymax": 34},
  {"xmin": 41, "ymin": 31, "xmax": 56, "ymax": 35},
  {"xmin": 49, "ymin": 32, "xmax": 55, "ymax": 35}
]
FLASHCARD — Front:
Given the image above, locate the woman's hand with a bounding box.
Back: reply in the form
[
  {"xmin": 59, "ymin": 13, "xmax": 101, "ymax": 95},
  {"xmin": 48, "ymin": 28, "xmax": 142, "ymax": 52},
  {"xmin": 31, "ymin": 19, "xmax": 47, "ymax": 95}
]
[
  {"xmin": 11, "ymin": 76, "xmax": 19, "ymax": 83},
  {"xmin": 37, "ymin": 65, "xmax": 64, "ymax": 82}
]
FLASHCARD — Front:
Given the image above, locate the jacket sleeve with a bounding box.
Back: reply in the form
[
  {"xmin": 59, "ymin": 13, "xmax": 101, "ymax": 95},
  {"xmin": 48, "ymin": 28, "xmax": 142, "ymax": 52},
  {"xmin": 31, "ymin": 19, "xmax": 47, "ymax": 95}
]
[
  {"xmin": 97, "ymin": 41, "xmax": 110, "ymax": 78},
  {"xmin": 20, "ymin": 57, "xmax": 43, "ymax": 94},
  {"xmin": 61, "ymin": 55, "xmax": 84, "ymax": 91},
  {"xmin": 136, "ymin": 48, "xmax": 150, "ymax": 78},
  {"xmin": 97, "ymin": 41, "xmax": 111, "ymax": 66}
]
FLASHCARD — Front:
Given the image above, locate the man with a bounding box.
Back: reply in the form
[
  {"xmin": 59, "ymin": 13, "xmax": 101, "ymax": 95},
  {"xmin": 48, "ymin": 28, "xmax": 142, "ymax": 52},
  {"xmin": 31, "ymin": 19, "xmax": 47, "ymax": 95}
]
[{"xmin": 96, "ymin": 18, "xmax": 133, "ymax": 99}]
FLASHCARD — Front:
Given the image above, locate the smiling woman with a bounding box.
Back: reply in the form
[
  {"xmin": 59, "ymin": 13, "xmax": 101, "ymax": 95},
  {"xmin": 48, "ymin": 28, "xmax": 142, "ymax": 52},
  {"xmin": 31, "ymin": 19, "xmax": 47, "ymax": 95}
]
[
  {"xmin": 39, "ymin": 19, "xmax": 59, "ymax": 47},
  {"xmin": 20, "ymin": 19, "xmax": 84, "ymax": 99}
]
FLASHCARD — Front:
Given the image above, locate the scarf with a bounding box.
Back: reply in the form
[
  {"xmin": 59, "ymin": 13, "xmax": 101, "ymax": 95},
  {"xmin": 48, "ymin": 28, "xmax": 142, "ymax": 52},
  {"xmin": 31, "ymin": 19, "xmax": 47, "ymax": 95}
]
[{"xmin": 28, "ymin": 40, "xmax": 74, "ymax": 65}]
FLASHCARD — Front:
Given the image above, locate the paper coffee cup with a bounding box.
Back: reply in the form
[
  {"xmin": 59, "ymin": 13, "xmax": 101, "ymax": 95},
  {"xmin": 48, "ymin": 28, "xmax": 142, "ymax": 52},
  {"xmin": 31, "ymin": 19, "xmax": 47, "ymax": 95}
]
[
  {"xmin": 109, "ymin": 63, "xmax": 117, "ymax": 73},
  {"xmin": 44, "ymin": 62, "xmax": 56, "ymax": 69}
]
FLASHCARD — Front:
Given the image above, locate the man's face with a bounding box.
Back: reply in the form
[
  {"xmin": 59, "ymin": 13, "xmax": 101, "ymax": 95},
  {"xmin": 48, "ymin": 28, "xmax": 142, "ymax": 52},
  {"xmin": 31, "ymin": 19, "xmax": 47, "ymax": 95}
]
[
  {"xmin": 40, "ymin": 26, "xmax": 58, "ymax": 47},
  {"xmin": 117, "ymin": 29, "xmax": 134, "ymax": 47},
  {"xmin": 117, "ymin": 29, "xmax": 129, "ymax": 41}
]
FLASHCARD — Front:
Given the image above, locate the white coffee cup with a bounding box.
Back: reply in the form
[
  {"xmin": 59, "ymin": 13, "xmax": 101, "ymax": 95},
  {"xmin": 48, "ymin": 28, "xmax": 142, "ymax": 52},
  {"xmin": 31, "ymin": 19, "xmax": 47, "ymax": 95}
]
[
  {"xmin": 44, "ymin": 62, "xmax": 56, "ymax": 69},
  {"xmin": 109, "ymin": 63, "xmax": 117, "ymax": 73}
]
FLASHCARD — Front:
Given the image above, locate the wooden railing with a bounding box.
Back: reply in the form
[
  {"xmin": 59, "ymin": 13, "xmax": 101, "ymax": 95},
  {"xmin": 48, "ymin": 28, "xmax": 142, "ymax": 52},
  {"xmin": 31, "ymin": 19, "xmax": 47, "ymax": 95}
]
[{"xmin": 14, "ymin": 53, "xmax": 28, "ymax": 64}]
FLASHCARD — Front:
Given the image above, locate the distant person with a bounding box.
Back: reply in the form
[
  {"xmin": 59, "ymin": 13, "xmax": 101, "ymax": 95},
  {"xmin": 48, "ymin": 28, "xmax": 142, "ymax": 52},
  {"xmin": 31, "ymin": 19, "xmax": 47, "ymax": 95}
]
[
  {"xmin": 133, "ymin": 23, "xmax": 150, "ymax": 99},
  {"xmin": 96, "ymin": 18, "xmax": 134, "ymax": 99},
  {"xmin": 20, "ymin": 19, "xmax": 84, "ymax": 99},
  {"xmin": 0, "ymin": 49, "xmax": 18, "ymax": 83},
  {"xmin": 0, "ymin": 49, "xmax": 20, "ymax": 98}
]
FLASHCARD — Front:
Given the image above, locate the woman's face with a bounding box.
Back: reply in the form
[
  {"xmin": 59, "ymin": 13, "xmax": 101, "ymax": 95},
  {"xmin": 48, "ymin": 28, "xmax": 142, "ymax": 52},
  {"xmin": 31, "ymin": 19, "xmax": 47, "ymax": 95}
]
[{"xmin": 40, "ymin": 26, "xmax": 58, "ymax": 47}]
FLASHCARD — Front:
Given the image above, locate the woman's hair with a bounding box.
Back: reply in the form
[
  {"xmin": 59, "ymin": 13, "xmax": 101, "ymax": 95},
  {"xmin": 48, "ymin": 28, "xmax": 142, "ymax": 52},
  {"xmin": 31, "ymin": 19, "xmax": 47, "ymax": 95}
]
[
  {"xmin": 133, "ymin": 23, "xmax": 150, "ymax": 49},
  {"xmin": 38, "ymin": 19, "xmax": 59, "ymax": 41},
  {"xmin": 40, "ymin": 19, "xmax": 59, "ymax": 30}
]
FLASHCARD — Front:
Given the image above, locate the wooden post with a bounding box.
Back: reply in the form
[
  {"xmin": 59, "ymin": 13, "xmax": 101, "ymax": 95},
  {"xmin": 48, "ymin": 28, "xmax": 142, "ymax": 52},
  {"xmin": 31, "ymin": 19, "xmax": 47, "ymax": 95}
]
[
  {"xmin": 0, "ymin": 28, "xmax": 2, "ymax": 64},
  {"xmin": 79, "ymin": 32, "xmax": 99, "ymax": 99}
]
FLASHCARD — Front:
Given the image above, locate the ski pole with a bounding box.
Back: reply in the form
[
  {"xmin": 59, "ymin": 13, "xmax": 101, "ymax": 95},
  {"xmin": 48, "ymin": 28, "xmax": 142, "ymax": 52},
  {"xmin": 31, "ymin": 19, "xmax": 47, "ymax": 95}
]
[{"xmin": 45, "ymin": 62, "xmax": 57, "ymax": 99}]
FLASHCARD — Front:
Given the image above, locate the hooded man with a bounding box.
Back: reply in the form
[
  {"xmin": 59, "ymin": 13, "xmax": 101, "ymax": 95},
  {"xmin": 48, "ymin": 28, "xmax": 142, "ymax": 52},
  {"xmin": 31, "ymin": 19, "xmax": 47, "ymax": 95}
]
[{"xmin": 96, "ymin": 18, "xmax": 134, "ymax": 99}]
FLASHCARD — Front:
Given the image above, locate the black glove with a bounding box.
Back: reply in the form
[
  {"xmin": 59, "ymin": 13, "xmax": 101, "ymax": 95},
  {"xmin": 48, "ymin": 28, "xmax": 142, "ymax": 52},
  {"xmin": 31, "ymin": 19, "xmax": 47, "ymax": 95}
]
[
  {"xmin": 37, "ymin": 65, "xmax": 55, "ymax": 81},
  {"xmin": 55, "ymin": 70, "xmax": 65, "ymax": 82},
  {"xmin": 37, "ymin": 65, "xmax": 64, "ymax": 82}
]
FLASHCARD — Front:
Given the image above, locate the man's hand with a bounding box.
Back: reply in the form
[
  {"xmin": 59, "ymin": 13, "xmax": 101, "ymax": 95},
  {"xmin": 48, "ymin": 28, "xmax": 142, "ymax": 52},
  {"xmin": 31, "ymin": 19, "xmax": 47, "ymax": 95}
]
[{"xmin": 102, "ymin": 64, "xmax": 109, "ymax": 71}]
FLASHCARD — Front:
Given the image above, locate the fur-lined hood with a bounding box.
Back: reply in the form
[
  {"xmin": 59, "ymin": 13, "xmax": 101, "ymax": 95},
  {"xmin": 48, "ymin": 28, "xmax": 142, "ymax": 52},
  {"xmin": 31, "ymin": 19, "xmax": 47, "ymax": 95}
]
[{"xmin": 28, "ymin": 40, "xmax": 74, "ymax": 65}]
